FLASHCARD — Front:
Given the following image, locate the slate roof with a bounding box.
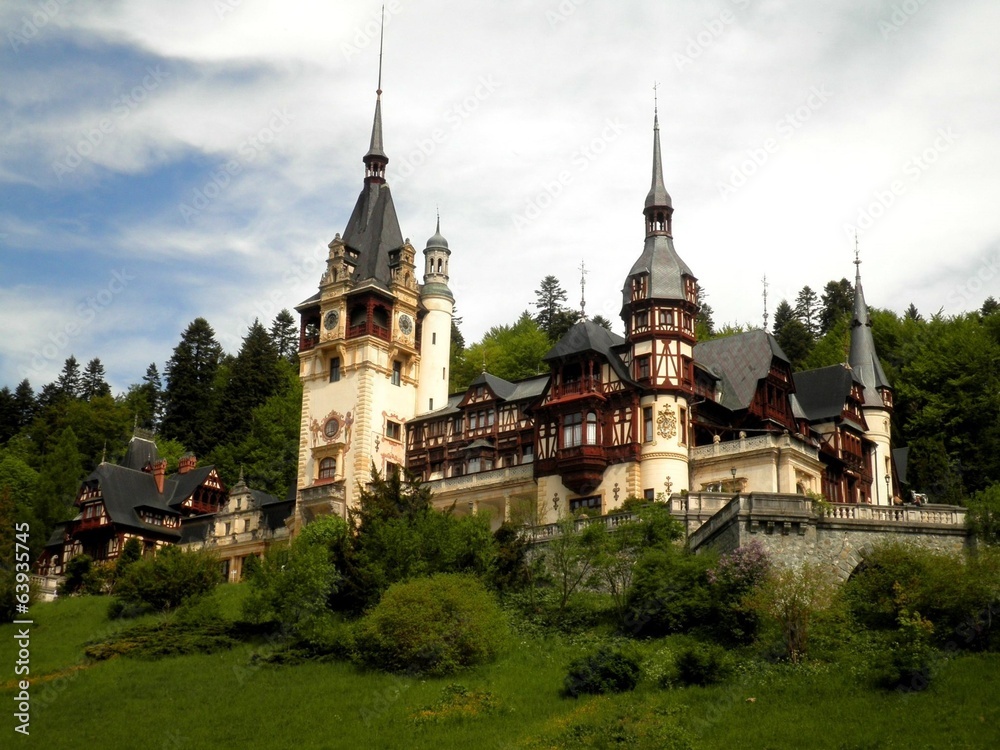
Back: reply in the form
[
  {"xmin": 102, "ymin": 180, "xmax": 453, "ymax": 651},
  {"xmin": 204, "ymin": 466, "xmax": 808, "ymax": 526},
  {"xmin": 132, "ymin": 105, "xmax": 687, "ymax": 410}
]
[
  {"xmin": 121, "ymin": 435, "xmax": 160, "ymax": 471},
  {"xmin": 470, "ymin": 371, "xmax": 518, "ymax": 401},
  {"xmin": 694, "ymin": 330, "xmax": 790, "ymax": 411},
  {"xmin": 622, "ymin": 234, "xmax": 694, "ymax": 308},
  {"xmin": 342, "ymin": 182, "xmax": 404, "ymax": 287},
  {"xmin": 645, "ymin": 112, "xmax": 672, "ymax": 210},
  {"xmin": 792, "ymin": 365, "xmax": 859, "ymax": 421},
  {"xmin": 849, "ymin": 267, "xmax": 892, "ymax": 406},
  {"xmin": 544, "ymin": 320, "xmax": 633, "ymax": 385},
  {"xmin": 83, "ymin": 463, "xmax": 181, "ymax": 539},
  {"xmin": 164, "ymin": 466, "xmax": 216, "ymax": 509},
  {"xmin": 406, "ymin": 374, "xmax": 550, "ymax": 424}
]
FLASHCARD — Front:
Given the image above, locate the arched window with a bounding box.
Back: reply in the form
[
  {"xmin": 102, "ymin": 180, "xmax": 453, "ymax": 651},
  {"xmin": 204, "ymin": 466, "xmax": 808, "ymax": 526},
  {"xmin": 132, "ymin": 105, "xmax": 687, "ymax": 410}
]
[
  {"xmin": 585, "ymin": 412, "xmax": 598, "ymax": 445},
  {"xmin": 318, "ymin": 457, "xmax": 336, "ymax": 480}
]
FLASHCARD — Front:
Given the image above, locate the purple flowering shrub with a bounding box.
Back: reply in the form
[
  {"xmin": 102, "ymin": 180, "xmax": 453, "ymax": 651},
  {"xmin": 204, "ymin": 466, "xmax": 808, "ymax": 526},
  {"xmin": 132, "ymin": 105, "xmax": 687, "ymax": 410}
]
[{"xmin": 706, "ymin": 540, "xmax": 772, "ymax": 645}]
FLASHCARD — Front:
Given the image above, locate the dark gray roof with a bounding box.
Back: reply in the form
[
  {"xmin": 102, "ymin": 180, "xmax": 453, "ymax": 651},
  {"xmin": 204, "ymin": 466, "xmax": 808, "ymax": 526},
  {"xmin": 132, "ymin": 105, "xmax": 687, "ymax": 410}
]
[
  {"xmin": 645, "ymin": 112, "xmax": 672, "ymax": 210},
  {"xmin": 164, "ymin": 466, "xmax": 217, "ymax": 508},
  {"xmin": 792, "ymin": 365, "xmax": 858, "ymax": 422},
  {"xmin": 407, "ymin": 374, "xmax": 549, "ymax": 425},
  {"xmin": 470, "ymin": 371, "xmax": 518, "ymax": 401},
  {"xmin": 849, "ymin": 266, "xmax": 892, "ymax": 406},
  {"xmin": 44, "ymin": 522, "xmax": 67, "ymax": 549},
  {"xmin": 85, "ymin": 463, "xmax": 181, "ymax": 538},
  {"xmin": 425, "ymin": 216, "xmax": 449, "ymax": 250},
  {"xmin": 694, "ymin": 330, "xmax": 790, "ymax": 411},
  {"xmin": 544, "ymin": 320, "xmax": 633, "ymax": 385},
  {"xmin": 343, "ymin": 182, "xmax": 405, "ymax": 287},
  {"xmin": 261, "ymin": 500, "xmax": 294, "ymax": 531},
  {"xmin": 365, "ymin": 94, "xmax": 386, "ymax": 160},
  {"xmin": 120, "ymin": 435, "xmax": 160, "ymax": 471},
  {"xmin": 420, "ymin": 281, "xmax": 454, "ymax": 301},
  {"xmin": 506, "ymin": 374, "xmax": 550, "ymax": 401},
  {"xmin": 295, "ymin": 290, "xmax": 321, "ymax": 310},
  {"xmin": 622, "ymin": 234, "xmax": 694, "ymax": 308},
  {"xmin": 179, "ymin": 517, "xmax": 212, "ymax": 544}
]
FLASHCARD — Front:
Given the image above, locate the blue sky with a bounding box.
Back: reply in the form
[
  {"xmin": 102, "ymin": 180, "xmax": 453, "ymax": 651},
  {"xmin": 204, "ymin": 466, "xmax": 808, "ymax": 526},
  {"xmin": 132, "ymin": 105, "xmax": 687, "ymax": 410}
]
[{"xmin": 1, "ymin": 0, "xmax": 998, "ymax": 394}]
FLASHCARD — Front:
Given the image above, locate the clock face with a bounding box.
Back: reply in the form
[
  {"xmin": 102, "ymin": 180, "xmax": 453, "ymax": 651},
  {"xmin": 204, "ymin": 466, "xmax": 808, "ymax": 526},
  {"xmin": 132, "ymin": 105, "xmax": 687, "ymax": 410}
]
[
  {"xmin": 324, "ymin": 310, "xmax": 339, "ymax": 330},
  {"xmin": 324, "ymin": 418, "xmax": 340, "ymax": 439},
  {"xmin": 398, "ymin": 314, "xmax": 413, "ymax": 335}
]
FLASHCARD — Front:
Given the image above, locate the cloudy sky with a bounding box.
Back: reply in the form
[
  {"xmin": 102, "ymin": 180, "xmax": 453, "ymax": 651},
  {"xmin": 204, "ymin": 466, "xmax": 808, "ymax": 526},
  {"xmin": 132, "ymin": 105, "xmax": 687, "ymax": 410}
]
[{"xmin": 1, "ymin": 0, "xmax": 998, "ymax": 393}]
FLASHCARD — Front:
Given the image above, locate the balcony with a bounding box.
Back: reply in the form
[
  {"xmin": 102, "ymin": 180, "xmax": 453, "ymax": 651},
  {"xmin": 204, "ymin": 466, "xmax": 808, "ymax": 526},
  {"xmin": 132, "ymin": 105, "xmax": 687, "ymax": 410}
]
[
  {"xmin": 76, "ymin": 515, "xmax": 109, "ymax": 532},
  {"xmin": 425, "ymin": 464, "xmax": 534, "ymax": 494},
  {"xmin": 547, "ymin": 378, "xmax": 603, "ymax": 401},
  {"xmin": 347, "ymin": 322, "xmax": 390, "ymax": 341},
  {"xmin": 689, "ymin": 433, "xmax": 818, "ymax": 462}
]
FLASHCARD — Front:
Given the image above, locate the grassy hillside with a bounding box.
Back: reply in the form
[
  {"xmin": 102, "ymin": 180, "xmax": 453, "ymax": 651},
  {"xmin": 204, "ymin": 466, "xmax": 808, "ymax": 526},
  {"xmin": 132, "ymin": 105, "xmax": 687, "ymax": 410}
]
[{"xmin": 3, "ymin": 589, "xmax": 999, "ymax": 749}]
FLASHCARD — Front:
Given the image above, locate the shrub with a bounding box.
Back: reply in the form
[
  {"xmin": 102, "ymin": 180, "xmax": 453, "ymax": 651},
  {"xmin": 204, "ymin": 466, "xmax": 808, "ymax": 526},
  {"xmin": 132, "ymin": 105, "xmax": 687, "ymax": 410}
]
[
  {"xmin": 623, "ymin": 547, "xmax": 715, "ymax": 637},
  {"xmin": 745, "ymin": 563, "xmax": 838, "ymax": 662},
  {"xmin": 563, "ymin": 647, "xmax": 641, "ymax": 697},
  {"xmin": 845, "ymin": 542, "xmax": 999, "ymax": 649},
  {"xmin": 58, "ymin": 554, "xmax": 93, "ymax": 596},
  {"xmin": 81, "ymin": 560, "xmax": 115, "ymax": 595},
  {"xmin": 354, "ymin": 573, "xmax": 508, "ymax": 676},
  {"xmin": 707, "ymin": 541, "xmax": 771, "ymax": 645},
  {"xmin": 674, "ymin": 642, "xmax": 732, "ymax": 687},
  {"xmin": 870, "ymin": 610, "xmax": 937, "ymax": 692},
  {"xmin": 114, "ymin": 546, "xmax": 222, "ymax": 612}
]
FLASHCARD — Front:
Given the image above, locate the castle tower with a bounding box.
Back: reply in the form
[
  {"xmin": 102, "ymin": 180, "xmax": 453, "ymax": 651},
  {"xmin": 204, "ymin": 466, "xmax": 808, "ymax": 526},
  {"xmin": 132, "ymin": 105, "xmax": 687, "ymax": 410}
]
[
  {"xmin": 293, "ymin": 84, "xmax": 422, "ymax": 525},
  {"xmin": 416, "ymin": 215, "xmax": 454, "ymax": 414},
  {"xmin": 849, "ymin": 253, "xmax": 895, "ymax": 505},
  {"xmin": 621, "ymin": 107, "xmax": 698, "ymax": 498}
]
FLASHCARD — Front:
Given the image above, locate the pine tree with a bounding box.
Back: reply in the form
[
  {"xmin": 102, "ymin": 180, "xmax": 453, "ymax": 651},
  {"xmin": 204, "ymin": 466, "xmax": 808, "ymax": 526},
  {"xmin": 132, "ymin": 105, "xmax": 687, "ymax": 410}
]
[
  {"xmin": 219, "ymin": 319, "xmax": 283, "ymax": 439},
  {"xmin": 162, "ymin": 318, "xmax": 223, "ymax": 457},
  {"xmin": 56, "ymin": 355, "xmax": 83, "ymax": 399},
  {"xmin": 772, "ymin": 300, "xmax": 796, "ymax": 336},
  {"xmin": 819, "ymin": 278, "xmax": 854, "ymax": 335},
  {"xmin": 533, "ymin": 275, "xmax": 571, "ymax": 340},
  {"xmin": 590, "ymin": 315, "xmax": 613, "ymax": 331},
  {"xmin": 906, "ymin": 303, "xmax": 924, "ymax": 322},
  {"xmin": 775, "ymin": 317, "xmax": 813, "ymax": 371},
  {"xmin": 140, "ymin": 363, "xmax": 163, "ymax": 428},
  {"xmin": 981, "ymin": 297, "xmax": 999, "ymax": 317},
  {"xmin": 794, "ymin": 286, "xmax": 820, "ymax": 337},
  {"xmin": 13, "ymin": 380, "xmax": 35, "ymax": 430},
  {"xmin": 696, "ymin": 287, "xmax": 715, "ymax": 337},
  {"xmin": 0, "ymin": 388, "xmax": 17, "ymax": 443},
  {"xmin": 269, "ymin": 309, "xmax": 299, "ymax": 362},
  {"xmin": 81, "ymin": 358, "xmax": 111, "ymax": 400},
  {"xmin": 34, "ymin": 426, "xmax": 84, "ymax": 533}
]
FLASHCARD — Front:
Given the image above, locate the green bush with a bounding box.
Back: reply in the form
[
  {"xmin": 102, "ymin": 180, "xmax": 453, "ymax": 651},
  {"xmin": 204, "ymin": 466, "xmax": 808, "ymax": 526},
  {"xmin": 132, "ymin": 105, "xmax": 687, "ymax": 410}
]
[
  {"xmin": 624, "ymin": 547, "xmax": 715, "ymax": 637},
  {"xmin": 869, "ymin": 610, "xmax": 937, "ymax": 692},
  {"xmin": 845, "ymin": 542, "xmax": 999, "ymax": 649},
  {"xmin": 563, "ymin": 647, "xmax": 641, "ymax": 697},
  {"xmin": 354, "ymin": 573, "xmax": 508, "ymax": 676},
  {"xmin": 113, "ymin": 545, "xmax": 222, "ymax": 612},
  {"xmin": 674, "ymin": 642, "xmax": 732, "ymax": 687},
  {"xmin": 58, "ymin": 554, "xmax": 93, "ymax": 596}
]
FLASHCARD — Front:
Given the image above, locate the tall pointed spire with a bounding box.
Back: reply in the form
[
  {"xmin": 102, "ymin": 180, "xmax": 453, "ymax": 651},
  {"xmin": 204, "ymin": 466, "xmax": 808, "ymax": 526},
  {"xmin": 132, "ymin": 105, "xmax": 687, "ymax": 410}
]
[
  {"xmin": 849, "ymin": 239, "xmax": 892, "ymax": 407},
  {"xmin": 644, "ymin": 86, "xmax": 673, "ymax": 237},
  {"xmin": 363, "ymin": 4, "xmax": 388, "ymax": 182}
]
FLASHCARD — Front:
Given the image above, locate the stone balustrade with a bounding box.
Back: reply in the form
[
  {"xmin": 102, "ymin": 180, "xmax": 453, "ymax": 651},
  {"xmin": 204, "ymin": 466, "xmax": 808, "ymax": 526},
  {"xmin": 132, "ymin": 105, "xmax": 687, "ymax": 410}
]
[
  {"xmin": 426, "ymin": 463, "xmax": 535, "ymax": 493},
  {"xmin": 689, "ymin": 433, "xmax": 818, "ymax": 461}
]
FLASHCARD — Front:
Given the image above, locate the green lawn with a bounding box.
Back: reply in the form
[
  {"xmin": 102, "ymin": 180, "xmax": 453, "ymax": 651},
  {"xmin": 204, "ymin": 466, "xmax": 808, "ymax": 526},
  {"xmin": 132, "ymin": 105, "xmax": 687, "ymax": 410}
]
[{"xmin": 3, "ymin": 590, "xmax": 999, "ymax": 749}]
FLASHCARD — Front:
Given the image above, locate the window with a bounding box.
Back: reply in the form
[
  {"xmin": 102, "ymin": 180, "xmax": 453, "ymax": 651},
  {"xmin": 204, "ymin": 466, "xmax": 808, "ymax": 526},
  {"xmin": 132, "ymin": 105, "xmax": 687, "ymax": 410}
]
[
  {"xmin": 570, "ymin": 495, "xmax": 601, "ymax": 513},
  {"xmin": 585, "ymin": 411, "xmax": 598, "ymax": 444},
  {"xmin": 386, "ymin": 461, "xmax": 400, "ymax": 477},
  {"xmin": 225, "ymin": 522, "xmax": 232, "ymax": 536},
  {"xmin": 429, "ymin": 398, "xmax": 434, "ymax": 410},
  {"xmin": 453, "ymin": 415, "xmax": 463, "ymax": 433},
  {"xmin": 563, "ymin": 412, "xmax": 583, "ymax": 448},
  {"xmin": 643, "ymin": 406, "xmax": 654, "ymax": 442},
  {"xmin": 391, "ymin": 360, "xmax": 402, "ymax": 386},
  {"xmin": 329, "ymin": 357, "xmax": 341, "ymax": 382},
  {"xmin": 637, "ymin": 356, "xmax": 651, "ymax": 380},
  {"xmin": 468, "ymin": 457, "xmax": 481, "ymax": 473},
  {"xmin": 643, "ymin": 489, "xmax": 655, "ymax": 501},
  {"xmin": 386, "ymin": 420, "xmax": 401, "ymax": 441},
  {"xmin": 432, "ymin": 332, "xmax": 437, "ymax": 344},
  {"xmin": 522, "ymin": 443, "xmax": 534, "ymax": 463},
  {"xmin": 318, "ymin": 457, "xmax": 336, "ymax": 480},
  {"xmin": 679, "ymin": 407, "xmax": 688, "ymax": 445},
  {"xmin": 635, "ymin": 311, "xmax": 648, "ymax": 329},
  {"xmin": 658, "ymin": 310, "xmax": 674, "ymax": 327}
]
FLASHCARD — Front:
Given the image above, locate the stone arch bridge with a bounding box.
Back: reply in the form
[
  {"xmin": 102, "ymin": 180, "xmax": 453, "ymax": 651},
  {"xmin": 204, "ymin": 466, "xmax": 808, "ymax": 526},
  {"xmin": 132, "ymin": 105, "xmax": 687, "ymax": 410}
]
[{"xmin": 526, "ymin": 492, "xmax": 970, "ymax": 579}]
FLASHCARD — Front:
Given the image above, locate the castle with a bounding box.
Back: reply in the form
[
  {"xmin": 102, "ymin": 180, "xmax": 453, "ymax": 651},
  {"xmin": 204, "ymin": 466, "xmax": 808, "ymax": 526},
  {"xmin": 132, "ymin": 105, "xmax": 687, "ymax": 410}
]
[{"xmin": 291, "ymin": 83, "xmax": 903, "ymax": 534}]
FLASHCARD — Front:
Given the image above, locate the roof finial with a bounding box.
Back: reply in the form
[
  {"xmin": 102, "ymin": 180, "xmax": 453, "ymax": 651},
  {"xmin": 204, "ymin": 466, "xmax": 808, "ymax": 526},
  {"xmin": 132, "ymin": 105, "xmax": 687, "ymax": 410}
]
[
  {"xmin": 653, "ymin": 81, "xmax": 659, "ymax": 117},
  {"xmin": 762, "ymin": 274, "xmax": 769, "ymax": 331},
  {"xmin": 579, "ymin": 260, "xmax": 588, "ymax": 318},
  {"xmin": 377, "ymin": 4, "xmax": 385, "ymax": 95},
  {"xmin": 854, "ymin": 229, "xmax": 861, "ymax": 276}
]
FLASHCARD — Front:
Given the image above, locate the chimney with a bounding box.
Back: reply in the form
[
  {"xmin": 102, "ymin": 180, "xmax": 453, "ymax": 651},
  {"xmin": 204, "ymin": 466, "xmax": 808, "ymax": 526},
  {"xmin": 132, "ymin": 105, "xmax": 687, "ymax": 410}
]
[
  {"xmin": 178, "ymin": 454, "xmax": 197, "ymax": 475},
  {"xmin": 152, "ymin": 460, "xmax": 166, "ymax": 494}
]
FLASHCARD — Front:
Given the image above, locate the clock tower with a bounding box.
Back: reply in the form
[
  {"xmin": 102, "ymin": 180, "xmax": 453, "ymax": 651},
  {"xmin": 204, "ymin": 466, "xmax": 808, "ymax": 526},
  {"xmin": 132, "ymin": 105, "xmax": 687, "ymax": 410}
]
[{"xmin": 293, "ymin": 85, "xmax": 431, "ymax": 527}]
